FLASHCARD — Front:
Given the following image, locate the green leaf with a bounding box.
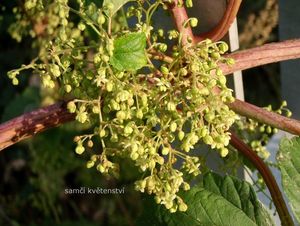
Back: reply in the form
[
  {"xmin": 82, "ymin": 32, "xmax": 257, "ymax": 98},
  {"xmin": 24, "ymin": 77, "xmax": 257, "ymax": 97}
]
[
  {"xmin": 103, "ymin": 0, "xmax": 132, "ymax": 16},
  {"xmin": 203, "ymin": 173, "xmax": 275, "ymax": 226},
  {"xmin": 110, "ymin": 32, "xmax": 147, "ymax": 71},
  {"xmin": 277, "ymin": 136, "xmax": 300, "ymax": 224},
  {"xmin": 137, "ymin": 172, "xmax": 274, "ymax": 226}
]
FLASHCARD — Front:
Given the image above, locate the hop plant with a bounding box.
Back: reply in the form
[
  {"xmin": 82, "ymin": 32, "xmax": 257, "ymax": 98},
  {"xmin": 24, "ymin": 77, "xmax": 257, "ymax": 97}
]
[{"xmin": 7, "ymin": 0, "xmax": 239, "ymax": 212}]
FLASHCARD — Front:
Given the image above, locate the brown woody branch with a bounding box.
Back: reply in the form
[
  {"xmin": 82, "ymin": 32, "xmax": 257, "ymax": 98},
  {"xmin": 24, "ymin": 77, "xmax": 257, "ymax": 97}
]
[
  {"xmin": 0, "ymin": 102, "xmax": 75, "ymax": 151},
  {"xmin": 230, "ymin": 133, "xmax": 294, "ymax": 226}
]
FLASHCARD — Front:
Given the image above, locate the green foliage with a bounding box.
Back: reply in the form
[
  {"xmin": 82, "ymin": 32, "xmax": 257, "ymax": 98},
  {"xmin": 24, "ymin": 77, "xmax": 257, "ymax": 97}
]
[
  {"xmin": 110, "ymin": 32, "xmax": 147, "ymax": 71},
  {"xmin": 277, "ymin": 136, "xmax": 300, "ymax": 224},
  {"xmin": 137, "ymin": 172, "xmax": 274, "ymax": 226}
]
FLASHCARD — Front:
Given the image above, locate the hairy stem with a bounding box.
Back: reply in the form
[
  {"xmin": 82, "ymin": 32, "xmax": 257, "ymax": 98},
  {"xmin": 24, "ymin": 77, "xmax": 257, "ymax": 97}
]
[
  {"xmin": 230, "ymin": 133, "xmax": 294, "ymax": 226},
  {"xmin": 230, "ymin": 99, "xmax": 300, "ymax": 134},
  {"xmin": 0, "ymin": 101, "xmax": 75, "ymax": 151},
  {"xmin": 222, "ymin": 39, "xmax": 300, "ymax": 75},
  {"xmin": 168, "ymin": 0, "xmax": 195, "ymax": 45}
]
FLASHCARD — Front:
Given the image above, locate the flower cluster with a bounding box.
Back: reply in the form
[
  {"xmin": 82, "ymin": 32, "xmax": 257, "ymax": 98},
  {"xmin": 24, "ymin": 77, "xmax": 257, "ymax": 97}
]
[{"xmin": 8, "ymin": 0, "xmax": 239, "ymax": 212}]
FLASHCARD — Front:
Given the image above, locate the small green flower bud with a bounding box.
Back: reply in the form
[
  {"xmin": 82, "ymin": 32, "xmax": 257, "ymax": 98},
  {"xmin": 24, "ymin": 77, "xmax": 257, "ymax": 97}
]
[
  {"xmin": 97, "ymin": 164, "xmax": 105, "ymax": 173},
  {"xmin": 136, "ymin": 109, "xmax": 143, "ymax": 119},
  {"xmin": 204, "ymin": 112, "xmax": 215, "ymax": 122},
  {"xmin": 186, "ymin": 0, "xmax": 193, "ymax": 8},
  {"xmin": 130, "ymin": 152, "xmax": 139, "ymax": 160},
  {"xmin": 116, "ymin": 110, "xmax": 126, "ymax": 120},
  {"xmin": 99, "ymin": 129, "xmax": 106, "ymax": 137},
  {"xmin": 226, "ymin": 58, "xmax": 235, "ymax": 65},
  {"xmin": 78, "ymin": 22, "xmax": 86, "ymax": 31},
  {"xmin": 178, "ymin": 202, "xmax": 188, "ymax": 212},
  {"xmin": 92, "ymin": 105, "xmax": 100, "ymax": 114},
  {"xmin": 259, "ymin": 126, "xmax": 265, "ymax": 133},
  {"xmin": 86, "ymin": 160, "xmax": 95, "ymax": 168},
  {"xmin": 131, "ymin": 142, "xmax": 138, "ymax": 153},
  {"xmin": 124, "ymin": 125, "xmax": 133, "ymax": 135},
  {"xmin": 216, "ymin": 68, "xmax": 223, "ymax": 76},
  {"xmin": 266, "ymin": 126, "xmax": 272, "ymax": 134},
  {"xmin": 182, "ymin": 182, "xmax": 190, "ymax": 191},
  {"xmin": 76, "ymin": 112, "xmax": 88, "ymax": 123},
  {"xmin": 178, "ymin": 131, "xmax": 185, "ymax": 141},
  {"xmin": 116, "ymin": 72, "xmax": 124, "ymax": 79},
  {"xmin": 203, "ymin": 135, "xmax": 213, "ymax": 145},
  {"xmin": 158, "ymin": 29, "xmax": 164, "ymax": 37},
  {"xmin": 67, "ymin": 101, "xmax": 76, "ymax": 113},
  {"xmin": 220, "ymin": 148, "xmax": 229, "ymax": 157},
  {"xmin": 281, "ymin": 100, "xmax": 287, "ymax": 107},
  {"xmin": 161, "ymin": 66, "xmax": 169, "ymax": 75},
  {"xmin": 87, "ymin": 140, "xmax": 94, "ymax": 148},
  {"xmin": 75, "ymin": 145, "xmax": 85, "ymax": 155},
  {"xmin": 110, "ymin": 134, "xmax": 118, "ymax": 142},
  {"xmin": 148, "ymin": 147, "xmax": 156, "ymax": 155},
  {"xmin": 64, "ymin": 84, "xmax": 72, "ymax": 93},
  {"xmin": 211, "ymin": 52, "xmax": 221, "ymax": 59},
  {"xmin": 50, "ymin": 64, "xmax": 61, "ymax": 77},
  {"xmin": 219, "ymin": 42, "xmax": 229, "ymax": 53},
  {"xmin": 162, "ymin": 147, "xmax": 170, "ymax": 155},
  {"xmin": 180, "ymin": 68, "xmax": 188, "ymax": 76},
  {"xmin": 73, "ymin": 136, "xmax": 80, "ymax": 142},
  {"xmin": 141, "ymin": 94, "xmax": 148, "ymax": 106},
  {"xmin": 97, "ymin": 14, "xmax": 106, "ymax": 25},
  {"xmin": 170, "ymin": 122, "xmax": 177, "ymax": 132},
  {"xmin": 12, "ymin": 78, "xmax": 19, "ymax": 85},
  {"xmin": 159, "ymin": 43, "xmax": 167, "ymax": 52},
  {"xmin": 157, "ymin": 156, "xmax": 164, "ymax": 165},
  {"xmin": 155, "ymin": 196, "xmax": 161, "ymax": 204},
  {"xmin": 106, "ymin": 81, "xmax": 114, "ymax": 92},
  {"xmin": 218, "ymin": 75, "xmax": 227, "ymax": 86},
  {"xmin": 167, "ymin": 102, "xmax": 176, "ymax": 111},
  {"xmin": 189, "ymin": 18, "xmax": 198, "ymax": 27},
  {"xmin": 199, "ymin": 127, "xmax": 208, "ymax": 137}
]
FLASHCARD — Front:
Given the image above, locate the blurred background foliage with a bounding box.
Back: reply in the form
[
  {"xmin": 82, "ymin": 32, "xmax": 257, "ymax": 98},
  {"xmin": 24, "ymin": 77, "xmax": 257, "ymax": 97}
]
[{"xmin": 0, "ymin": 0, "xmax": 281, "ymax": 225}]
